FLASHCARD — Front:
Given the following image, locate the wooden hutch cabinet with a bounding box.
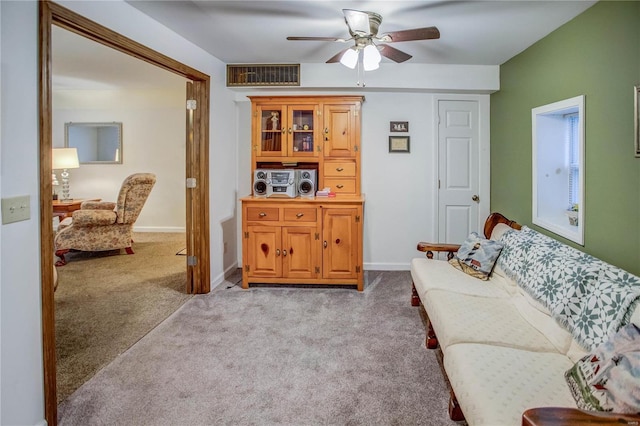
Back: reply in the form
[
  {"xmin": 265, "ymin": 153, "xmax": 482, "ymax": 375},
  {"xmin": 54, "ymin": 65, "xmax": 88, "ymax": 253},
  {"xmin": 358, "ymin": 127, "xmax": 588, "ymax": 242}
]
[{"xmin": 241, "ymin": 95, "xmax": 365, "ymax": 291}]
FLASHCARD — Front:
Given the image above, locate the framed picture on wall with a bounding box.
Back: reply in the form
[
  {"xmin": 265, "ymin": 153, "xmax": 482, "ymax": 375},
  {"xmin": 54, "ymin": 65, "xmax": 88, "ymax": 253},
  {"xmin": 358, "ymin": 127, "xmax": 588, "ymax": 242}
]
[
  {"xmin": 635, "ymin": 86, "xmax": 640, "ymax": 158},
  {"xmin": 389, "ymin": 136, "xmax": 410, "ymax": 153},
  {"xmin": 390, "ymin": 121, "xmax": 409, "ymax": 132}
]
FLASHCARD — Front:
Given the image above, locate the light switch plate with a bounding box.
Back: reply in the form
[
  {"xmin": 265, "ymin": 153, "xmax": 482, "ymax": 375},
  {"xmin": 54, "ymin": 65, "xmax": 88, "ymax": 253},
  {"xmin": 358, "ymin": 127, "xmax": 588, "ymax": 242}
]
[{"xmin": 1, "ymin": 195, "xmax": 31, "ymax": 224}]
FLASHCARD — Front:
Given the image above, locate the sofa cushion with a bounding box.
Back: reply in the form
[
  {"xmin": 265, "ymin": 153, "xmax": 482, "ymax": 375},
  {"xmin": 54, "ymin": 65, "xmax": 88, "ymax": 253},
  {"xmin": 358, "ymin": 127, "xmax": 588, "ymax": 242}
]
[
  {"xmin": 490, "ymin": 224, "xmax": 518, "ymax": 280},
  {"xmin": 511, "ymin": 290, "xmax": 573, "ymax": 354},
  {"xmin": 423, "ymin": 289, "xmax": 561, "ymax": 352},
  {"xmin": 451, "ymin": 232, "xmax": 504, "ymax": 280},
  {"xmin": 565, "ymin": 323, "xmax": 640, "ymax": 413},
  {"xmin": 411, "ymin": 258, "xmax": 513, "ymax": 301},
  {"xmin": 489, "ymin": 222, "xmax": 515, "ymax": 242},
  {"xmin": 444, "ymin": 343, "xmax": 577, "ymax": 426}
]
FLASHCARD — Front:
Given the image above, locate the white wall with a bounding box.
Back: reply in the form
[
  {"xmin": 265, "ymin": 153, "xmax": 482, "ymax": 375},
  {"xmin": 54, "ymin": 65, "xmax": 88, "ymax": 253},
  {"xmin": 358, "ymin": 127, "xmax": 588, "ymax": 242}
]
[
  {"xmin": 53, "ymin": 88, "xmax": 186, "ymax": 231},
  {"xmin": 1, "ymin": 1, "xmax": 236, "ymax": 424},
  {"xmin": 1, "ymin": 2, "xmax": 46, "ymax": 425},
  {"xmin": 234, "ymin": 91, "xmax": 490, "ymax": 271}
]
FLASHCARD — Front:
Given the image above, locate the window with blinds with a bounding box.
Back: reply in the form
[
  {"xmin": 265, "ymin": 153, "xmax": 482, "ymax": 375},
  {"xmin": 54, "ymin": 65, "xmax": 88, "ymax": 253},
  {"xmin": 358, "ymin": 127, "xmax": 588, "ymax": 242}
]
[{"xmin": 532, "ymin": 95, "xmax": 585, "ymax": 245}]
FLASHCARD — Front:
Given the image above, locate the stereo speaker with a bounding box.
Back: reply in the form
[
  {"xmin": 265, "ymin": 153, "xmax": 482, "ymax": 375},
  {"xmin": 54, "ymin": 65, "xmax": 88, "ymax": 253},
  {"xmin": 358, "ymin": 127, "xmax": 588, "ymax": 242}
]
[
  {"xmin": 297, "ymin": 170, "xmax": 317, "ymax": 198},
  {"xmin": 253, "ymin": 169, "xmax": 268, "ymax": 197}
]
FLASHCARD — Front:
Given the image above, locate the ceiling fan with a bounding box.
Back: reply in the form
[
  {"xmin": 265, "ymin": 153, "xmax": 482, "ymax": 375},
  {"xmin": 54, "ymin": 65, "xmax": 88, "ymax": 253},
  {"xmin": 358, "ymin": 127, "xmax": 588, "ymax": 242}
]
[{"xmin": 287, "ymin": 9, "xmax": 440, "ymax": 69}]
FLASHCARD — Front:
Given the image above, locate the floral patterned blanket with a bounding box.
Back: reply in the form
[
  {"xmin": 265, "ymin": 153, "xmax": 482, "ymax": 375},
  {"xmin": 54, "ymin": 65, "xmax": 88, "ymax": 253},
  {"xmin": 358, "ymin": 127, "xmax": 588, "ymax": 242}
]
[{"xmin": 497, "ymin": 226, "xmax": 640, "ymax": 350}]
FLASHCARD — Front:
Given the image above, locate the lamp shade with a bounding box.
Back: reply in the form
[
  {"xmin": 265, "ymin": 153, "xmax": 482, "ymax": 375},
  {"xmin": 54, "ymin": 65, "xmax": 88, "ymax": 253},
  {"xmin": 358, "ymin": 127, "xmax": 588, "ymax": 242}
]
[
  {"xmin": 363, "ymin": 44, "xmax": 381, "ymax": 71},
  {"xmin": 339, "ymin": 48, "xmax": 359, "ymax": 69},
  {"xmin": 52, "ymin": 148, "xmax": 80, "ymax": 169}
]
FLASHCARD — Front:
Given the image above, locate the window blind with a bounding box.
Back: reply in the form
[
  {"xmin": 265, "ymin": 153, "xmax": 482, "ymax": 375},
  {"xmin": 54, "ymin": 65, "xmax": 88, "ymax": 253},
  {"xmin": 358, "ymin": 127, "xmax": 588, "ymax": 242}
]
[{"xmin": 567, "ymin": 113, "xmax": 579, "ymax": 208}]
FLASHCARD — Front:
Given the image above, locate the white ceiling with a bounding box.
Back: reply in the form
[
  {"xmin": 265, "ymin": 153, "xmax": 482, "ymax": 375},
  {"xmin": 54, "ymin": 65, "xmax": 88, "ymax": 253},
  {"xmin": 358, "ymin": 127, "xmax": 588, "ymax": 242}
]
[
  {"xmin": 53, "ymin": 1, "xmax": 597, "ymax": 90},
  {"xmin": 126, "ymin": 0, "xmax": 596, "ymax": 65},
  {"xmin": 52, "ymin": 26, "xmax": 186, "ymax": 90}
]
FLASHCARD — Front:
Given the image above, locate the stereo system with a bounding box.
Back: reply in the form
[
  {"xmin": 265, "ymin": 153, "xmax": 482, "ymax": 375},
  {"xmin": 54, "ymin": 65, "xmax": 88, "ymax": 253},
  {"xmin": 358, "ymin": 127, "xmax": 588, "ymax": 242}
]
[{"xmin": 253, "ymin": 169, "xmax": 317, "ymax": 198}]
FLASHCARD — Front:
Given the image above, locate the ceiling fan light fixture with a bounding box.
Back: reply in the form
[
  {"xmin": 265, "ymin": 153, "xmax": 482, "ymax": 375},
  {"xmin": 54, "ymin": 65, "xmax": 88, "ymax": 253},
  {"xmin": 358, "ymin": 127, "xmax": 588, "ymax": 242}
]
[
  {"xmin": 343, "ymin": 9, "xmax": 373, "ymax": 35},
  {"xmin": 339, "ymin": 47, "xmax": 359, "ymax": 69},
  {"xmin": 362, "ymin": 44, "xmax": 381, "ymax": 71}
]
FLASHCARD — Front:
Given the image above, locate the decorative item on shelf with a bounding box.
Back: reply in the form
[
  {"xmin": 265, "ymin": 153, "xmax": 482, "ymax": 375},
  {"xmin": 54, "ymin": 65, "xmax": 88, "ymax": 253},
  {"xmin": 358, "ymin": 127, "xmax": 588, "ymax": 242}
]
[
  {"xmin": 270, "ymin": 111, "xmax": 279, "ymax": 130},
  {"xmin": 566, "ymin": 204, "xmax": 579, "ymax": 226},
  {"xmin": 316, "ymin": 187, "xmax": 335, "ymax": 197},
  {"xmin": 52, "ymin": 148, "xmax": 80, "ymax": 201}
]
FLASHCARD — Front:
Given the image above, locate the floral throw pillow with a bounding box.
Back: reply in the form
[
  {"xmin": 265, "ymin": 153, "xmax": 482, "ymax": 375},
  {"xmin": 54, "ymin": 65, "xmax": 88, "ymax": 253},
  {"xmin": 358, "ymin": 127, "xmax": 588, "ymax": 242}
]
[
  {"xmin": 449, "ymin": 232, "xmax": 504, "ymax": 280},
  {"xmin": 564, "ymin": 323, "xmax": 640, "ymax": 413}
]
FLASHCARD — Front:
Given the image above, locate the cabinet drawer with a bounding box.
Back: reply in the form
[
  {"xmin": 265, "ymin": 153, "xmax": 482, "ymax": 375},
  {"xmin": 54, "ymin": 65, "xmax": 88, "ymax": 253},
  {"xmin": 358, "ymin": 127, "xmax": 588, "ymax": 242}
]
[
  {"xmin": 283, "ymin": 207, "xmax": 317, "ymax": 223},
  {"xmin": 324, "ymin": 178, "xmax": 356, "ymax": 194},
  {"xmin": 323, "ymin": 161, "xmax": 356, "ymax": 177},
  {"xmin": 246, "ymin": 207, "xmax": 280, "ymax": 221}
]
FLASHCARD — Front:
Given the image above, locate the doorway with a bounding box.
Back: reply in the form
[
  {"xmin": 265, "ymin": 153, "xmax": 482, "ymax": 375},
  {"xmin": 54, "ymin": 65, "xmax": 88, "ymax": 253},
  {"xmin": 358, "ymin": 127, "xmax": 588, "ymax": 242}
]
[{"xmin": 39, "ymin": 2, "xmax": 211, "ymax": 424}]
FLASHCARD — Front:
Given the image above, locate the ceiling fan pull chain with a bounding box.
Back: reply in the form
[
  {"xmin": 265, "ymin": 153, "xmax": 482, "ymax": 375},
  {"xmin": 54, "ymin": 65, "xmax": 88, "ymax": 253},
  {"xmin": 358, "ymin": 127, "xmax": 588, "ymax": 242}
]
[{"xmin": 356, "ymin": 60, "xmax": 365, "ymax": 87}]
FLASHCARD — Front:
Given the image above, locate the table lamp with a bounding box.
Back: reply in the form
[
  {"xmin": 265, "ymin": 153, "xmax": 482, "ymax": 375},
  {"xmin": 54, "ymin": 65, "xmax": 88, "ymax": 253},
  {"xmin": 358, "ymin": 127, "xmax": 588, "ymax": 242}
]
[{"xmin": 52, "ymin": 148, "xmax": 79, "ymax": 201}]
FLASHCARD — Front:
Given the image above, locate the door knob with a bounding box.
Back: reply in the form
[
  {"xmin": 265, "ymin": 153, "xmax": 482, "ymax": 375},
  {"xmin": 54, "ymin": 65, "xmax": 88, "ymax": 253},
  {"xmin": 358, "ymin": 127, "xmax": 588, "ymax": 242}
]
[{"xmin": 472, "ymin": 195, "xmax": 480, "ymax": 202}]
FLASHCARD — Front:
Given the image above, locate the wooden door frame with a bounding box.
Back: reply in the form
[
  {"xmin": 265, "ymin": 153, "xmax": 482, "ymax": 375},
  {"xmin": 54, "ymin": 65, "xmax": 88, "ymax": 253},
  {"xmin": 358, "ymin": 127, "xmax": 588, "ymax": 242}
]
[{"xmin": 39, "ymin": 2, "xmax": 210, "ymax": 423}]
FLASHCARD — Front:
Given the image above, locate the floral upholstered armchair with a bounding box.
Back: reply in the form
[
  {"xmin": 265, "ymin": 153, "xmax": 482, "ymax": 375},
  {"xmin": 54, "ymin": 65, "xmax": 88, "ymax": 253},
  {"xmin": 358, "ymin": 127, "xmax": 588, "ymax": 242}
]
[{"xmin": 54, "ymin": 173, "xmax": 156, "ymax": 266}]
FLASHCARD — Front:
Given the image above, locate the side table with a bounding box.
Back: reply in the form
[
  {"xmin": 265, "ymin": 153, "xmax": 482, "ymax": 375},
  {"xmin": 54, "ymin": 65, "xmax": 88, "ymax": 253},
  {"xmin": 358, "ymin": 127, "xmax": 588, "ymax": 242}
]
[{"xmin": 53, "ymin": 199, "xmax": 100, "ymax": 221}]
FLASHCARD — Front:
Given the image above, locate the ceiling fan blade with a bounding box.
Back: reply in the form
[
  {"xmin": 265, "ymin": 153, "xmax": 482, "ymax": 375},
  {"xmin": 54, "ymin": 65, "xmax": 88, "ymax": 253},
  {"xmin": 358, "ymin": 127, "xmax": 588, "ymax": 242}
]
[
  {"xmin": 378, "ymin": 45, "xmax": 412, "ymax": 63},
  {"xmin": 326, "ymin": 47, "xmax": 351, "ymax": 64},
  {"xmin": 287, "ymin": 36, "xmax": 346, "ymax": 42},
  {"xmin": 343, "ymin": 9, "xmax": 373, "ymax": 35},
  {"xmin": 382, "ymin": 26, "xmax": 440, "ymax": 43}
]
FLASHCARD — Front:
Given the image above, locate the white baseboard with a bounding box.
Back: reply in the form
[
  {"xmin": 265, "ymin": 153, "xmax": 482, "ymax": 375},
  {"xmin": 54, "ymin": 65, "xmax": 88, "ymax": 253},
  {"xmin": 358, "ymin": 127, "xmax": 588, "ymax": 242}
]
[
  {"xmin": 133, "ymin": 226, "xmax": 186, "ymax": 233},
  {"xmin": 364, "ymin": 262, "xmax": 411, "ymax": 271},
  {"xmin": 210, "ymin": 262, "xmax": 239, "ymax": 290}
]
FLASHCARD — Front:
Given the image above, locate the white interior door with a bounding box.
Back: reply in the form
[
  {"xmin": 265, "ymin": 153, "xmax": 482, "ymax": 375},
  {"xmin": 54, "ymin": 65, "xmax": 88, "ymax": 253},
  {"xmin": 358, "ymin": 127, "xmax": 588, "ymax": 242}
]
[{"xmin": 438, "ymin": 100, "xmax": 480, "ymax": 244}]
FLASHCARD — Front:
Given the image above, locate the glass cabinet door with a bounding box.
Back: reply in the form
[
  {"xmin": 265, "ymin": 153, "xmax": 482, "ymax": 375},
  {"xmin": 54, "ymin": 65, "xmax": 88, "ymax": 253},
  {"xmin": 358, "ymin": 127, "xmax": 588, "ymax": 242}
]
[
  {"xmin": 289, "ymin": 106, "xmax": 318, "ymax": 157},
  {"xmin": 258, "ymin": 106, "xmax": 285, "ymax": 156}
]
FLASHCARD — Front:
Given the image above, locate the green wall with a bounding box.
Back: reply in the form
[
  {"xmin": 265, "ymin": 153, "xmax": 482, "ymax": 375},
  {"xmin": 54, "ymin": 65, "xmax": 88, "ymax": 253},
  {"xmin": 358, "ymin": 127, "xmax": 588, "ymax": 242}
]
[{"xmin": 491, "ymin": 1, "xmax": 640, "ymax": 275}]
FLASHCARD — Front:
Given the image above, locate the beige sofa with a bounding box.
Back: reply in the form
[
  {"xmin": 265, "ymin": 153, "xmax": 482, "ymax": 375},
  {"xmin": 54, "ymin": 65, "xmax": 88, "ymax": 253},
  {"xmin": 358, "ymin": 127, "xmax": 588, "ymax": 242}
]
[{"xmin": 410, "ymin": 213, "xmax": 640, "ymax": 426}]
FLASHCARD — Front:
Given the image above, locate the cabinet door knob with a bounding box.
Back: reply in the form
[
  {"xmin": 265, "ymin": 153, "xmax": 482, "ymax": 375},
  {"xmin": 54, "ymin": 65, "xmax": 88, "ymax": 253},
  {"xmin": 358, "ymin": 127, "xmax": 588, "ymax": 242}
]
[
  {"xmin": 259, "ymin": 212, "xmax": 267, "ymax": 217},
  {"xmin": 276, "ymin": 249, "xmax": 281, "ymax": 257},
  {"xmin": 282, "ymin": 249, "xmax": 288, "ymax": 257},
  {"xmin": 296, "ymin": 212, "xmax": 304, "ymax": 218},
  {"xmin": 336, "ymin": 167, "xmax": 344, "ymax": 172},
  {"xmin": 288, "ymin": 128, "xmax": 292, "ymax": 134},
  {"xmin": 323, "ymin": 241, "xmax": 328, "ymax": 249}
]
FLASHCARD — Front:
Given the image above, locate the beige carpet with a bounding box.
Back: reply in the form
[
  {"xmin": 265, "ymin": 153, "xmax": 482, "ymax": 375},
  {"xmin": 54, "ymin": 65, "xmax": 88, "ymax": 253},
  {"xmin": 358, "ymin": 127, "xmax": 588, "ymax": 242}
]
[{"xmin": 55, "ymin": 232, "xmax": 192, "ymax": 403}]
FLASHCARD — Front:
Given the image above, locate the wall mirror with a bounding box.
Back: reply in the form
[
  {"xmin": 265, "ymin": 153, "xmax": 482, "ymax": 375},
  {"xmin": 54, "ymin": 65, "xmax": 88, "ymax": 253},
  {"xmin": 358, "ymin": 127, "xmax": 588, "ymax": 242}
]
[
  {"xmin": 65, "ymin": 122, "xmax": 123, "ymax": 164},
  {"xmin": 532, "ymin": 95, "xmax": 585, "ymax": 245}
]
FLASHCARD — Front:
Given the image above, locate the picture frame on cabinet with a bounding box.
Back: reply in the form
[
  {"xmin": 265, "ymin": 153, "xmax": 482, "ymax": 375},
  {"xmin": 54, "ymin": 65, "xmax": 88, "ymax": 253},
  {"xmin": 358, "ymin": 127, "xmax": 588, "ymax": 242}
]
[
  {"xmin": 390, "ymin": 121, "xmax": 408, "ymax": 132},
  {"xmin": 635, "ymin": 86, "xmax": 640, "ymax": 158},
  {"xmin": 389, "ymin": 136, "xmax": 410, "ymax": 153}
]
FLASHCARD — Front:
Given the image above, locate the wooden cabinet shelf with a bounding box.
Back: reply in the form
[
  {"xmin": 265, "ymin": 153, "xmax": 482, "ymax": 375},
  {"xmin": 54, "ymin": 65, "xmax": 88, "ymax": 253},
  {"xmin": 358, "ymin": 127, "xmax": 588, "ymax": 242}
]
[{"xmin": 242, "ymin": 96, "xmax": 365, "ymax": 290}]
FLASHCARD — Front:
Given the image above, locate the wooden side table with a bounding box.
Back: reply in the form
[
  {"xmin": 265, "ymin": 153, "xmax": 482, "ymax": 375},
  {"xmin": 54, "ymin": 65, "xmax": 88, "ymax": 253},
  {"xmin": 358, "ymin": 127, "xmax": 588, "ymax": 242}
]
[
  {"xmin": 53, "ymin": 199, "xmax": 100, "ymax": 220},
  {"xmin": 522, "ymin": 407, "xmax": 640, "ymax": 425}
]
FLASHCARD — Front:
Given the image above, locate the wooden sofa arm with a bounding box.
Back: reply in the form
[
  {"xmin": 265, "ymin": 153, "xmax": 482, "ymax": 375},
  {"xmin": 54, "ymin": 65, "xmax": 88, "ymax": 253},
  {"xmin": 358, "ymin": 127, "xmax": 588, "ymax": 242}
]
[
  {"xmin": 416, "ymin": 242, "xmax": 461, "ymax": 260},
  {"xmin": 522, "ymin": 407, "xmax": 640, "ymax": 425}
]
